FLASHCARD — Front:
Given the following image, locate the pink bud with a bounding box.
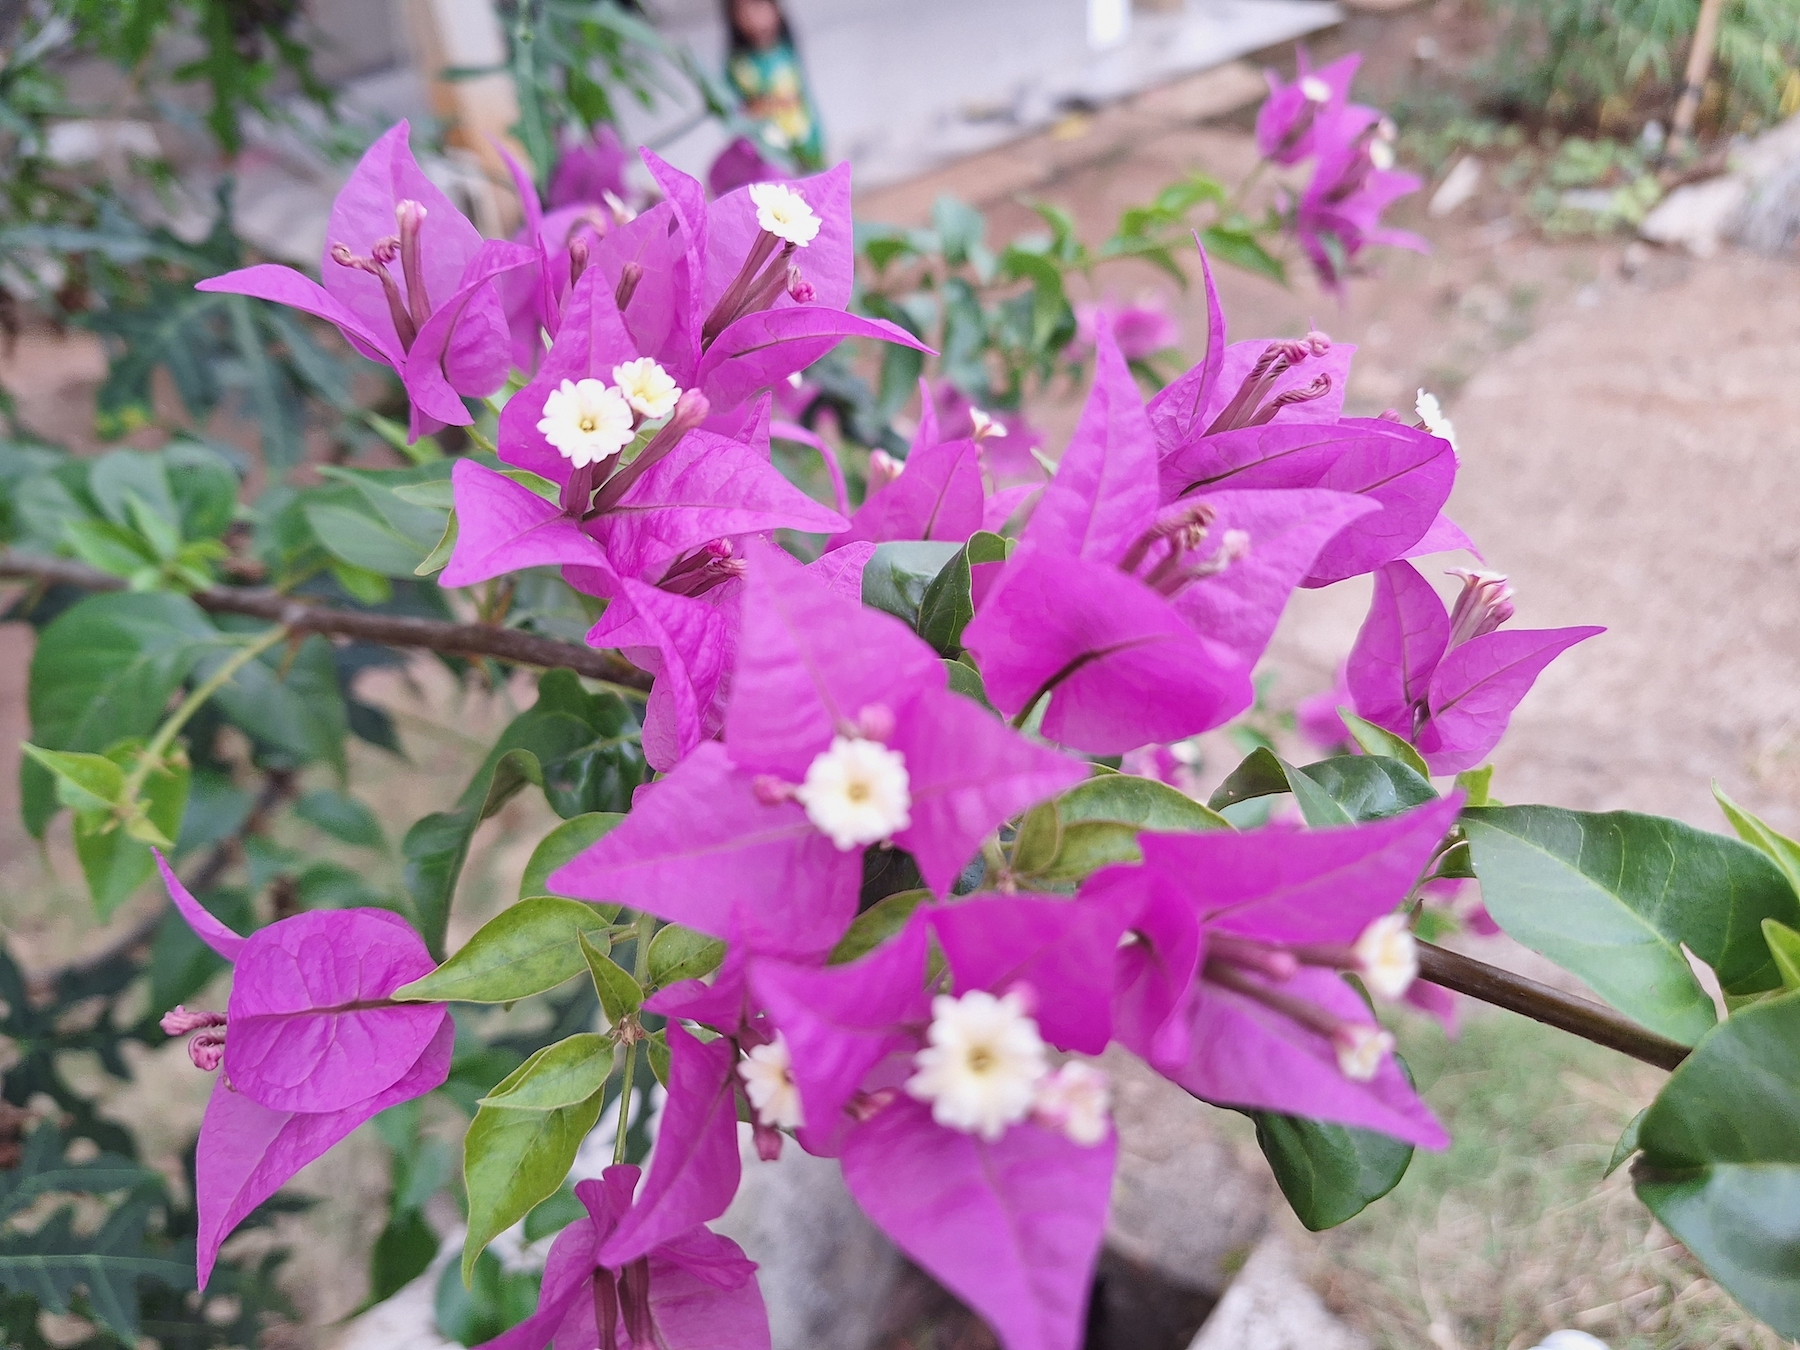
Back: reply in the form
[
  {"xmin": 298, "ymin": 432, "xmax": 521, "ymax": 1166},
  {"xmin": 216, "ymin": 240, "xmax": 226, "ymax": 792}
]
[
  {"xmin": 161, "ymin": 1005, "xmax": 227, "ymax": 1036},
  {"xmin": 786, "ymin": 264, "xmax": 815, "ymax": 304},
  {"xmin": 753, "ymin": 774, "xmax": 798, "ymax": 806},
  {"xmin": 854, "ymin": 703, "xmax": 896, "ymax": 743},
  {"xmin": 188, "ymin": 1031, "xmax": 226, "ymax": 1072},
  {"xmin": 753, "ymin": 1122, "xmax": 785, "ymax": 1162}
]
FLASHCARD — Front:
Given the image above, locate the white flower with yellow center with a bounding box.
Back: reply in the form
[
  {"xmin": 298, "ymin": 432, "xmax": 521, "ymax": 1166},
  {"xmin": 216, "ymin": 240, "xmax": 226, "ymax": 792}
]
[
  {"xmin": 1415, "ymin": 389, "xmax": 1458, "ymax": 451},
  {"xmin": 1334, "ymin": 1024, "xmax": 1395, "ymax": 1082},
  {"xmin": 537, "ymin": 378, "xmax": 634, "ymax": 468},
  {"xmin": 738, "ymin": 1034, "xmax": 804, "ymax": 1130},
  {"xmin": 611, "ymin": 357, "xmax": 681, "ymax": 420},
  {"xmin": 1354, "ymin": 914, "xmax": 1418, "ymax": 1001},
  {"xmin": 794, "ymin": 735, "xmax": 911, "ymax": 850},
  {"xmin": 907, "ymin": 990, "xmax": 1048, "ymax": 1141},
  {"xmin": 1033, "ymin": 1061, "xmax": 1112, "ymax": 1146},
  {"xmin": 749, "ymin": 181, "xmax": 821, "ymax": 246}
]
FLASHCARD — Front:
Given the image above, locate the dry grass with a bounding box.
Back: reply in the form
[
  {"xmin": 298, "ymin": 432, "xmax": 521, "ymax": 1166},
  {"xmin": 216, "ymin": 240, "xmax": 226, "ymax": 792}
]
[{"xmin": 1307, "ymin": 1010, "xmax": 1798, "ymax": 1350}]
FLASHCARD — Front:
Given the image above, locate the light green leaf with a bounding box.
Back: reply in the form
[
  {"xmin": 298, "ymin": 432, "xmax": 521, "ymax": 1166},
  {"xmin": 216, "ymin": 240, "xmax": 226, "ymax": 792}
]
[
  {"xmin": 20, "ymin": 744, "xmax": 125, "ymax": 816},
  {"xmin": 1714, "ymin": 782, "xmax": 1800, "ymax": 902},
  {"xmin": 478, "ymin": 1033, "xmax": 614, "ymax": 1111},
  {"xmin": 646, "ymin": 924, "xmax": 727, "ymax": 989},
  {"xmin": 1338, "ymin": 710, "xmax": 1432, "ymax": 779},
  {"xmin": 393, "ymin": 897, "xmax": 614, "ymax": 1004},
  {"xmin": 1454, "ymin": 764, "xmax": 1494, "ymax": 807},
  {"xmin": 461, "ymin": 1070, "xmax": 608, "ymax": 1282},
  {"xmin": 1763, "ymin": 919, "xmax": 1800, "ymax": 992},
  {"xmin": 1461, "ymin": 806, "xmax": 1800, "ymax": 1044},
  {"xmin": 521, "ymin": 813, "xmax": 624, "ymax": 905},
  {"xmin": 580, "ymin": 931, "xmax": 641, "ymax": 1027}
]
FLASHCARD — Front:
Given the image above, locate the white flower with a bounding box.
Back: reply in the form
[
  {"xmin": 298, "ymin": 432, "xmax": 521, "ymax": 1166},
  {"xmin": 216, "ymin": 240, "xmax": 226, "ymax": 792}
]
[
  {"xmin": 1033, "ymin": 1062, "xmax": 1112, "ymax": 1146},
  {"xmin": 1334, "ymin": 1024, "xmax": 1395, "ymax": 1082},
  {"xmin": 907, "ymin": 990, "xmax": 1048, "ymax": 1141},
  {"xmin": 794, "ymin": 735, "xmax": 911, "ymax": 850},
  {"xmin": 969, "ymin": 407, "xmax": 1007, "ymax": 441},
  {"xmin": 739, "ymin": 1035, "xmax": 804, "ymax": 1130},
  {"xmin": 1354, "ymin": 914, "xmax": 1418, "ymax": 1000},
  {"xmin": 749, "ymin": 182, "xmax": 821, "ymax": 247},
  {"xmin": 1300, "ymin": 75, "xmax": 1332, "ymax": 103},
  {"xmin": 537, "ymin": 378, "xmax": 634, "ymax": 468},
  {"xmin": 1370, "ymin": 139, "xmax": 1397, "ymax": 172},
  {"xmin": 1415, "ymin": 389, "xmax": 1458, "ymax": 451},
  {"xmin": 611, "ymin": 357, "xmax": 681, "ymax": 420}
]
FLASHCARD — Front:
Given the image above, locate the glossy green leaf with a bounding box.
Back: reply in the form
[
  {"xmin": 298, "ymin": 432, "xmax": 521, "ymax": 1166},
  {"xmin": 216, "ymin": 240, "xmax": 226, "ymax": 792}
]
[
  {"xmin": 1012, "ymin": 773, "xmax": 1228, "ymax": 886},
  {"xmin": 1634, "ymin": 991, "xmax": 1800, "ymax": 1336},
  {"xmin": 862, "ymin": 540, "xmax": 962, "ymax": 627},
  {"xmin": 916, "ymin": 531, "xmax": 1006, "ymax": 657},
  {"xmin": 1206, "ymin": 747, "xmax": 1290, "ymax": 813},
  {"xmin": 1338, "ymin": 710, "xmax": 1432, "ymax": 779},
  {"xmin": 478, "ymin": 1033, "xmax": 614, "ymax": 1111},
  {"xmin": 830, "ymin": 889, "xmax": 930, "ymax": 965},
  {"xmin": 1714, "ymin": 783, "xmax": 1800, "ymax": 902},
  {"xmin": 580, "ymin": 931, "xmax": 641, "ymax": 1027},
  {"xmin": 1291, "ymin": 756, "xmax": 1438, "ymax": 825},
  {"xmin": 521, "ymin": 813, "xmax": 624, "ymax": 905},
  {"xmin": 942, "ymin": 657, "xmax": 996, "ymax": 712},
  {"xmin": 461, "ymin": 1061, "xmax": 609, "ymax": 1282},
  {"xmin": 1461, "ymin": 806, "xmax": 1800, "ymax": 1045},
  {"xmin": 646, "ymin": 924, "xmax": 727, "ymax": 989},
  {"xmin": 393, "ymin": 897, "xmax": 613, "ymax": 1004},
  {"xmin": 1252, "ymin": 1111, "xmax": 1413, "ymax": 1230}
]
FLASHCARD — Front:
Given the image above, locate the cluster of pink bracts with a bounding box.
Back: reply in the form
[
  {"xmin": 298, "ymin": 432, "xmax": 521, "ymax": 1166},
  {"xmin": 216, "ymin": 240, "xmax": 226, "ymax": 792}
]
[{"xmin": 157, "ymin": 89, "xmax": 1597, "ymax": 1350}]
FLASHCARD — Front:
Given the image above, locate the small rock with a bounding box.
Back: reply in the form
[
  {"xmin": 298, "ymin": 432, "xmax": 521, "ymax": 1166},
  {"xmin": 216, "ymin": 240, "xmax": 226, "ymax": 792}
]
[
  {"xmin": 1187, "ymin": 1235, "xmax": 1369, "ymax": 1350},
  {"xmin": 1640, "ymin": 176, "xmax": 1749, "ymax": 257},
  {"xmin": 714, "ymin": 1131, "xmax": 907, "ymax": 1350},
  {"xmin": 1103, "ymin": 1049, "xmax": 1272, "ymax": 1297},
  {"xmin": 1429, "ymin": 156, "xmax": 1482, "ymax": 217}
]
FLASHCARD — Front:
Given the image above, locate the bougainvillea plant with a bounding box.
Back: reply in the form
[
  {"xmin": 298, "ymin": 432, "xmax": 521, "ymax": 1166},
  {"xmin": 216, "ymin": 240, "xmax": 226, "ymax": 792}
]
[{"xmin": 8, "ymin": 54, "xmax": 1800, "ymax": 1350}]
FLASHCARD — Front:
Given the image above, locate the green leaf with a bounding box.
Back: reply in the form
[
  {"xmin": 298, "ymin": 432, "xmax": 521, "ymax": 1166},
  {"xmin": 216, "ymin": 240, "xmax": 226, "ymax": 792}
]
[
  {"xmin": 207, "ymin": 633, "xmax": 348, "ymax": 771},
  {"xmin": 646, "ymin": 924, "xmax": 727, "ymax": 988},
  {"xmin": 368, "ymin": 1208, "xmax": 438, "ymax": 1305},
  {"xmin": 393, "ymin": 897, "xmax": 614, "ymax": 1004},
  {"xmin": 461, "ymin": 1068, "xmax": 608, "ymax": 1282},
  {"xmin": 1207, "ymin": 746, "xmax": 1292, "ymax": 813},
  {"xmin": 1634, "ymin": 991, "xmax": 1800, "ymax": 1336},
  {"xmin": 916, "ymin": 531, "xmax": 1007, "ymax": 657},
  {"xmin": 1461, "ymin": 806, "xmax": 1800, "ymax": 1045},
  {"xmin": 1606, "ymin": 1108, "xmax": 1646, "ymax": 1178},
  {"xmin": 403, "ymin": 679, "xmax": 644, "ymax": 958},
  {"xmin": 478, "ymin": 1033, "xmax": 614, "ymax": 1111},
  {"xmin": 1251, "ymin": 1111, "xmax": 1413, "ymax": 1230},
  {"xmin": 62, "ymin": 518, "xmax": 159, "ymax": 579},
  {"xmin": 76, "ymin": 748, "xmax": 189, "ymax": 917},
  {"xmin": 0, "ymin": 1125, "xmax": 156, "ymax": 1221},
  {"xmin": 416, "ymin": 510, "xmax": 459, "ymax": 576},
  {"xmin": 1198, "ymin": 224, "xmax": 1286, "ymax": 284},
  {"xmin": 1290, "ymin": 756, "xmax": 1438, "ymax": 825},
  {"xmin": 1763, "ymin": 919, "xmax": 1800, "ymax": 991},
  {"xmin": 20, "ymin": 744, "xmax": 125, "ymax": 816},
  {"xmin": 1012, "ymin": 774, "xmax": 1227, "ymax": 886},
  {"xmin": 24, "ymin": 591, "xmax": 216, "ymax": 835},
  {"xmin": 521, "ymin": 813, "xmax": 624, "ymax": 904},
  {"xmin": 932, "ymin": 195, "xmax": 987, "ymax": 270},
  {"xmin": 1338, "ymin": 711, "xmax": 1433, "ymax": 779},
  {"xmin": 830, "ymin": 889, "xmax": 930, "ymax": 964},
  {"xmin": 862, "ymin": 540, "xmax": 963, "ymax": 627},
  {"xmin": 88, "ymin": 449, "xmax": 179, "ymax": 535},
  {"xmin": 1454, "ymin": 764, "xmax": 1495, "ymax": 807},
  {"xmin": 0, "ymin": 1198, "xmax": 195, "ymax": 1341},
  {"xmin": 580, "ymin": 931, "xmax": 641, "ymax": 1027},
  {"xmin": 943, "ymin": 657, "xmax": 997, "ymax": 712},
  {"xmin": 295, "ymin": 788, "xmax": 386, "ymax": 850},
  {"xmin": 1714, "ymin": 782, "xmax": 1800, "ymax": 902}
]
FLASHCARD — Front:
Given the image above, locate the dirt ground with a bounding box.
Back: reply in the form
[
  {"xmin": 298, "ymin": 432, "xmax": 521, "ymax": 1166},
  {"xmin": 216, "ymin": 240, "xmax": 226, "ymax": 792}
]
[{"xmin": 3, "ymin": 7, "xmax": 1798, "ymax": 1347}]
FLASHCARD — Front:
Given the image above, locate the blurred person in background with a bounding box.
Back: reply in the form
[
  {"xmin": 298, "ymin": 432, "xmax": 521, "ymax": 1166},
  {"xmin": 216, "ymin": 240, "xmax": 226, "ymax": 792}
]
[{"xmin": 724, "ymin": 0, "xmax": 825, "ymax": 169}]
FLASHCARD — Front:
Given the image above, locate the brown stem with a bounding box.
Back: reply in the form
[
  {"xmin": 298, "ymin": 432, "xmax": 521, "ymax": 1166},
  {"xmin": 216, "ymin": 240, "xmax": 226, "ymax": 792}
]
[
  {"xmin": 1416, "ymin": 941, "xmax": 1690, "ymax": 1072},
  {"xmin": 0, "ymin": 550, "xmax": 652, "ymax": 692}
]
